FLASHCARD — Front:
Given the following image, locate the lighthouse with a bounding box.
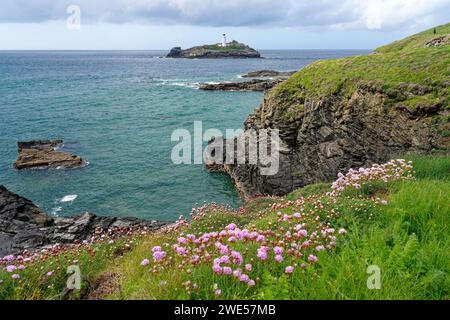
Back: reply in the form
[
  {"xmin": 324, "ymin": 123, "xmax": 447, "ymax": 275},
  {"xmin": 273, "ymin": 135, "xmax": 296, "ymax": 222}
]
[{"xmin": 221, "ymin": 34, "xmax": 227, "ymax": 47}]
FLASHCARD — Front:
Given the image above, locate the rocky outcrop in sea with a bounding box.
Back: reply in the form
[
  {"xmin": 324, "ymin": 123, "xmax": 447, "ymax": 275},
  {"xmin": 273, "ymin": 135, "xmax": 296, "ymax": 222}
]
[
  {"xmin": 0, "ymin": 185, "xmax": 170, "ymax": 256},
  {"xmin": 14, "ymin": 140, "xmax": 86, "ymax": 170},
  {"xmin": 242, "ymin": 70, "xmax": 296, "ymax": 78},
  {"xmin": 167, "ymin": 41, "xmax": 261, "ymax": 59},
  {"xmin": 199, "ymin": 79, "xmax": 285, "ymax": 92}
]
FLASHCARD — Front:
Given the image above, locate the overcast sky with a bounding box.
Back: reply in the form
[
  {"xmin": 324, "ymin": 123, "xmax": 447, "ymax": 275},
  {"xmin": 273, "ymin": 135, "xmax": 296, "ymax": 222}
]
[{"xmin": 1, "ymin": 0, "xmax": 449, "ymax": 50}]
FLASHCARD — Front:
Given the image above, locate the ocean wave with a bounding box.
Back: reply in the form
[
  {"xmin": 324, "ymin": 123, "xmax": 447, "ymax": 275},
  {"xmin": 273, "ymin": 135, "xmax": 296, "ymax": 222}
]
[
  {"xmin": 50, "ymin": 207, "xmax": 62, "ymax": 216},
  {"xmin": 60, "ymin": 195, "xmax": 78, "ymax": 203},
  {"xmin": 157, "ymin": 81, "xmax": 200, "ymax": 89}
]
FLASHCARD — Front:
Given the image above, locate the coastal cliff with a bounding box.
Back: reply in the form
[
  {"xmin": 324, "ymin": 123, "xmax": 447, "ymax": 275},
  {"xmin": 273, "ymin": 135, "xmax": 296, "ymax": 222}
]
[
  {"xmin": 167, "ymin": 40, "xmax": 261, "ymax": 59},
  {"xmin": 207, "ymin": 24, "xmax": 450, "ymax": 197}
]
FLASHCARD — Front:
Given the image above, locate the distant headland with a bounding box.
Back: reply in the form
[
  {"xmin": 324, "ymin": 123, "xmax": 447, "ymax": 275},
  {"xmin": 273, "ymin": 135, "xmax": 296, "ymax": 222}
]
[{"xmin": 167, "ymin": 33, "xmax": 261, "ymax": 59}]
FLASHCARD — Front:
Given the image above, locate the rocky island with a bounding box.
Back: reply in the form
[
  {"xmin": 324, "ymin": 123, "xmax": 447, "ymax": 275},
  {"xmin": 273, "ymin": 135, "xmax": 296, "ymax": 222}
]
[
  {"xmin": 167, "ymin": 40, "xmax": 261, "ymax": 59},
  {"xmin": 14, "ymin": 140, "xmax": 86, "ymax": 170}
]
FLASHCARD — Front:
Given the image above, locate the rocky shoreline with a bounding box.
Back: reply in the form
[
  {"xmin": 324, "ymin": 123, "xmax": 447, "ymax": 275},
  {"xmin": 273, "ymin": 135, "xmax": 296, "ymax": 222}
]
[
  {"xmin": 0, "ymin": 185, "xmax": 170, "ymax": 256},
  {"xmin": 14, "ymin": 140, "xmax": 86, "ymax": 170}
]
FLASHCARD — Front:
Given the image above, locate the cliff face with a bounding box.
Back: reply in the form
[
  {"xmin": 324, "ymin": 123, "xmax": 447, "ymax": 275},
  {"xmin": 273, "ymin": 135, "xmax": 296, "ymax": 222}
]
[
  {"xmin": 167, "ymin": 41, "xmax": 261, "ymax": 59},
  {"xmin": 208, "ymin": 24, "xmax": 450, "ymax": 197}
]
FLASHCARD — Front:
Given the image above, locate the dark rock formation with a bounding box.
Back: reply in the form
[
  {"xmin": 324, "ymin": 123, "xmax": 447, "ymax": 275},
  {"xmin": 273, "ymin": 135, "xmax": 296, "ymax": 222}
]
[
  {"xmin": 199, "ymin": 79, "xmax": 285, "ymax": 92},
  {"xmin": 0, "ymin": 185, "xmax": 170, "ymax": 256},
  {"xmin": 166, "ymin": 41, "xmax": 261, "ymax": 59},
  {"xmin": 242, "ymin": 70, "xmax": 296, "ymax": 78},
  {"xmin": 206, "ymin": 81, "xmax": 447, "ymax": 197},
  {"xmin": 14, "ymin": 140, "xmax": 86, "ymax": 170},
  {"xmin": 166, "ymin": 47, "xmax": 183, "ymax": 58}
]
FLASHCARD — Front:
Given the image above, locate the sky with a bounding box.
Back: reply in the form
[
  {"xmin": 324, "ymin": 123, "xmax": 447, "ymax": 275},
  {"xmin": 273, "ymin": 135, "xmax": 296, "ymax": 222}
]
[{"xmin": 0, "ymin": 0, "xmax": 449, "ymax": 50}]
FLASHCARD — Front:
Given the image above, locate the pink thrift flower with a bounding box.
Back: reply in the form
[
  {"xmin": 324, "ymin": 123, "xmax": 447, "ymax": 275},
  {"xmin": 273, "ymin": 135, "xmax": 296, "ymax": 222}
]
[
  {"xmin": 308, "ymin": 254, "xmax": 318, "ymax": 263},
  {"xmin": 152, "ymin": 246, "xmax": 162, "ymax": 252},
  {"xmin": 228, "ymin": 236, "xmax": 236, "ymax": 243},
  {"xmin": 6, "ymin": 265, "xmax": 16, "ymax": 273},
  {"xmin": 240, "ymin": 274, "xmax": 250, "ymax": 283},
  {"xmin": 212, "ymin": 265, "xmax": 223, "ymax": 275},
  {"xmin": 11, "ymin": 274, "xmax": 20, "ymax": 280},
  {"xmin": 339, "ymin": 228, "xmax": 346, "ymax": 235},
  {"xmin": 274, "ymin": 246, "xmax": 283, "ymax": 255},
  {"xmin": 233, "ymin": 269, "xmax": 242, "ymax": 278},
  {"xmin": 215, "ymin": 289, "xmax": 222, "ymax": 296},
  {"xmin": 256, "ymin": 235, "xmax": 265, "ymax": 243},
  {"xmin": 220, "ymin": 246, "xmax": 229, "ymax": 255},
  {"xmin": 141, "ymin": 259, "xmax": 150, "ymax": 266},
  {"xmin": 18, "ymin": 265, "xmax": 25, "ymax": 271},
  {"xmin": 47, "ymin": 271, "xmax": 53, "ymax": 277},
  {"xmin": 248, "ymin": 280, "xmax": 255, "ymax": 287},
  {"xmin": 275, "ymin": 255, "xmax": 283, "ymax": 263},
  {"xmin": 220, "ymin": 255, "xmax": 230, "ymax": 264},
  {"xmin": 285, "ymin": 266, "xmax": 294, "ymax": 274},
  {"xmin": 298, "ymin": 229, "xmax": 308, "ymax": 237},
  {"xmin": 223, "ymin": 267, "xmax": 233, "ymax": 275},
  {"xmin": 245, "ymin": 264, "xmax": 252, "ymax": 272},
  {"xmin": 226, "ymin": 223, "xmax": 237, "ymax": 231},
  {"xmin": 175, "ymin": 246, "xmax": 187, "ymax": 256},
  {"xmin": 316, "ymin": 245, "xmax": 325, "ymax": 252},
  {"xmin": 153, "ymin": 251, "xmax": 166, "ymax": 262},
  {"xmin": 257, "ymin": 248, "xmax": 268, "ymax": 261}
]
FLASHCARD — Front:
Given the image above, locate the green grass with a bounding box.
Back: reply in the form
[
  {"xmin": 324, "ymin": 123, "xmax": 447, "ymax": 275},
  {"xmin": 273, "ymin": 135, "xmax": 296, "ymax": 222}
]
[
  {"xmin": 376, "ymin": 23, "xmax": 450, "ymax": 53},
  {"xmin": 272, "ymin": 22, "xmax": 450, "ymax": 117},
  {"xmin": 196, "ymin": 42, "xmax": 253, "ymax": 52}
]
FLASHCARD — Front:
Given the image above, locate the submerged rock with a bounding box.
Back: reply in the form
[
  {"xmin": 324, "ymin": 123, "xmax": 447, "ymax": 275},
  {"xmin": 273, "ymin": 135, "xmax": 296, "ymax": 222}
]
[
  {"xmin": 14, "ymin": 140, "xmax": 86, "ymax": 170},
  {"xmin": 0, "ymin": 185, "xmax": 170, "ymax": 256}
]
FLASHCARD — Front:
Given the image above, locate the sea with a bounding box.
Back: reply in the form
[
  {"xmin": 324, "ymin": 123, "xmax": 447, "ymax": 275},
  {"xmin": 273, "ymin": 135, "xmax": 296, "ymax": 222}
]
[{"xmin": 0, "ymin": 50, "xmax": 369, "ymax": 221}]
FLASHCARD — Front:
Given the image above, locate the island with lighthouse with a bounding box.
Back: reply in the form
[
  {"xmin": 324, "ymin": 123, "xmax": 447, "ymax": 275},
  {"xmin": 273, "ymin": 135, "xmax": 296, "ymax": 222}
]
[{"xmin": 166, "ymin": 33, "xmax": 262, "ymax": 59}]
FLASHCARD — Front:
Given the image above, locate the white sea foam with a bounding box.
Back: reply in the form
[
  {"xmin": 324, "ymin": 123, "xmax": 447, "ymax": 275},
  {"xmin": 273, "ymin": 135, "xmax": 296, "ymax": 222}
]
[
  {"xmin": 60, "ymin": 195, "xmax": 78, "ymax": 203},
  {"xmin": 51, "ymin": 207, "xmax": 62, "ymax": 216}
]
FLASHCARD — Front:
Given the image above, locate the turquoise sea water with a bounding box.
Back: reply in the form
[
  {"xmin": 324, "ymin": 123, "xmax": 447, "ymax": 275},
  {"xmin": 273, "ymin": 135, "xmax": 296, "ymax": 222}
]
[{"xmin": 0, "ymin": 50, "xmax": 368, "ymax": 221}]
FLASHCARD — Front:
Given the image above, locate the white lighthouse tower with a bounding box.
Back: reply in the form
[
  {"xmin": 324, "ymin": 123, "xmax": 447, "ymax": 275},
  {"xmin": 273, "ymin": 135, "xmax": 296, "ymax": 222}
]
[{"xmin": 221, "ymin": 33, "xmax": 227, "ymax": 47}]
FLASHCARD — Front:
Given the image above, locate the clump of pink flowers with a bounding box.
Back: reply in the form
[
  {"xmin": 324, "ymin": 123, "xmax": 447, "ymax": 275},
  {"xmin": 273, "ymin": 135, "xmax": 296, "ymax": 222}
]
[
  {"xmin": 137, "ymin": 160, "xmax": 413, "ymax": 297},
  {"xmin": 329, "ymin": 159, "xmax": 414, "ymax": 197}
]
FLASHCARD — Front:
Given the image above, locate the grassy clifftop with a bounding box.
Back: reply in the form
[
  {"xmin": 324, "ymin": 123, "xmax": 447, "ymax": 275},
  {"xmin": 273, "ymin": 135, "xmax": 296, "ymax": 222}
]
[{"xmin": 275, "ymin": 23, "xmax": 449, "ymax": 107}]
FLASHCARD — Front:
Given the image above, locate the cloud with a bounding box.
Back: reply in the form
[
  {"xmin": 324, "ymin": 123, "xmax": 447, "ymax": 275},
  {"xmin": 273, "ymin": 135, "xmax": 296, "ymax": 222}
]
[{"xmin": 0, "ymin": 0, "xmax": 448, "ymax": 30}]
